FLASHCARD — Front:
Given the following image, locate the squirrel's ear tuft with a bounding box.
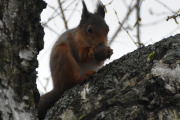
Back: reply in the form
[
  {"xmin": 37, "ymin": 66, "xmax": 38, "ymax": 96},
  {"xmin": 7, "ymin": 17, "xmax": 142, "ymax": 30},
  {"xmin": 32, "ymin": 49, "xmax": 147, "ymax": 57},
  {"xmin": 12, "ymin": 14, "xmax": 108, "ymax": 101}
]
[
  {"xmin": 95, "ymin": 0, "xmax": 105, "ymax": 18},
  {"xmin": 80, "ymin": 1, "xmax": 89, "ymax": 25}
]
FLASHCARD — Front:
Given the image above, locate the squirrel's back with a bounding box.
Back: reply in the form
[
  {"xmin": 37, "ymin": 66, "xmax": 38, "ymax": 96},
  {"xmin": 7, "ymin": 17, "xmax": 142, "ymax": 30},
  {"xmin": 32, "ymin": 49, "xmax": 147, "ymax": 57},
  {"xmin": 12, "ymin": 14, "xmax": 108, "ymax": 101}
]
[{"xmin": 50, "ymin": 28, "xmax": 77, "ymax": 74}]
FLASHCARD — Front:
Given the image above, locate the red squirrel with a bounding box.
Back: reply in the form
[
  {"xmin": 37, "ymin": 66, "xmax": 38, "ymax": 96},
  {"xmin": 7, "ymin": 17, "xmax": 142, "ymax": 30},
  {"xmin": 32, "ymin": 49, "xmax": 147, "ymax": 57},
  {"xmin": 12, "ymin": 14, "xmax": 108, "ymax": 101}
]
[{"xmin": 38, "ymin": 1, "xmax": 113, "ymax": 119}]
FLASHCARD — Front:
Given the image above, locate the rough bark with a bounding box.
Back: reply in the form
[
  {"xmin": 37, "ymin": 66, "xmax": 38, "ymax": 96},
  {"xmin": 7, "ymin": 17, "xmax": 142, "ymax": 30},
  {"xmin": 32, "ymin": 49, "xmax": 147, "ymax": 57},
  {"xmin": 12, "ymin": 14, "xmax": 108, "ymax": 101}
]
[
  {"xmin": 0, "ymin": 0, "xmax": 46, "ymax": 120},
  {"xmin": 45, "ymin": 34, "xmax": 180, "ymax": 120}
]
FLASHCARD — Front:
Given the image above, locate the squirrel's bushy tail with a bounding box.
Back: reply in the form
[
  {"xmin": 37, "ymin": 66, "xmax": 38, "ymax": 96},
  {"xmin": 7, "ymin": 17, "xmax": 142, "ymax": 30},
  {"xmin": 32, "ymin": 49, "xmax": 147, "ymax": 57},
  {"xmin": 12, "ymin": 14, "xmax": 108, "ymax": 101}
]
[{"xmin": 38, "ymin": 89, "xmax": 63, "ymax": 120}]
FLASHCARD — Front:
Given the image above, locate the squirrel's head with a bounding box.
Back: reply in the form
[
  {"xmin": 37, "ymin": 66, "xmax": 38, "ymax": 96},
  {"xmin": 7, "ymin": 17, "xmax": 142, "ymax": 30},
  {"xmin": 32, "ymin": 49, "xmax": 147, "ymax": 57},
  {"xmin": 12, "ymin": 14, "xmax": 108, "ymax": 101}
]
[{"xmin": 77, "ymin": 0, "xmax": 109, "ymax": 46}]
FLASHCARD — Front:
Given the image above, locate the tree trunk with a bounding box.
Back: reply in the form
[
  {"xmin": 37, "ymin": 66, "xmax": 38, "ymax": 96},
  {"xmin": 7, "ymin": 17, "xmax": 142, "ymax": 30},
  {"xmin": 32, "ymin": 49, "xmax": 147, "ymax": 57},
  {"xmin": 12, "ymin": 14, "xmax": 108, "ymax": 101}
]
[
  {"xmin": 0, "ymin": 0, "xmax": 46, "ymax": 120},
  {"xmin": 45, "ymin": 34, "xmax": 180, "ymax": 120}
]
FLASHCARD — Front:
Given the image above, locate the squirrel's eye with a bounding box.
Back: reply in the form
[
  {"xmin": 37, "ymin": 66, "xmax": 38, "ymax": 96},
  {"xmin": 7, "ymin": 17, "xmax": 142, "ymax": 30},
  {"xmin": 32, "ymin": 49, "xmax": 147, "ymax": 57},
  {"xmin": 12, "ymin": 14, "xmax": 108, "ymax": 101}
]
[{"xmin": 87, "ymin": 27, "xmax": 93, "ymax": 33}]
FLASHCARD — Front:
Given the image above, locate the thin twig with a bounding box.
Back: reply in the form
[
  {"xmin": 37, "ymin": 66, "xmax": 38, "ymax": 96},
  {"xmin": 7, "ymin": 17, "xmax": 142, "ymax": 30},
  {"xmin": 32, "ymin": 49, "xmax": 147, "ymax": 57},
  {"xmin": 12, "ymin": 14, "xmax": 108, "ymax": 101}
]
[
  {"xmin": 58, "ymin": 0, "xmax": 69, "ymax": 30},
  {"xmin": 105, "ymin": 0, "xmax": 114, "ymax": 6},
  {"xmin": 42, "ymin": 24, "xmax": 59, "ymax": 35},
  {"xmin": 113, "ymin": 9, "xmax": 138, "ymax": 47},
  {"xmin": 166, "ymin": 14, "xmax": 180, "ymax": 24},
  {"xmin": 122, "ymin": 0, "xmax": 128, "ymax": 7},
  {"xmin": 43, "ymin": 12, "xmax": 59, "ymax": 26},
  {"xmin": 109, "ymin": 4, "xmax": 136, "ymax": 45},
  {"xmin": 141, "ymin": 18, "xmax": 164, "ymax": 26},
  {"xmin": 37, "ymin": 78, "xmax": 48, "ymax": 93},
  {"xmin": 64, "ymin": 0, "xmax": 76, "ymax": 10},
  {"xmin": 155, "ymin": 0, "xmax": 175, "ymax": 13},
  {"xmin": 47, "ymin": 4, "xmax": 59, "ymax": 12},
  {"xmin": 149, "ymin": 9, "xmax": 171, "ymax": 16},
  {"xmin": 135, "ymin": 0, "xmax": 142, "ymax": 48},
  {"xmin": 67, "ymin": 0, "xmax": 80, "ymax": 22},
  {"xmin": 43, "ymin": 0, "xmax": 77, "ymax": 26}
]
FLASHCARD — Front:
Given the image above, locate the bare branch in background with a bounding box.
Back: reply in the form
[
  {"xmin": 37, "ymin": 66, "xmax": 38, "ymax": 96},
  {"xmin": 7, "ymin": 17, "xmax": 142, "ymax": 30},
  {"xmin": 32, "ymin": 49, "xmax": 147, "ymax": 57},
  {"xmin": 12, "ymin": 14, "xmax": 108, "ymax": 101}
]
[
  {"xmin": 43, "ymin": 0, "xmax": 79, "ymax": 27},
  {"xmin": 47, "ymin": 4, "xmax": 59, "ymax": 12},
  {"xmin": 166, "ymin": 14, "xmax": 180, "ymax": 24},
  {"xmin": 141, "ymin": 18, "xmax": 164, "ymax": 26},
  {"xmin": 43, "ymin": 24, "xmax": 59, "ymax": 35},
  {"xmin": 114, "ymin": 9, "xmax": 138, "ymax": 47},
  {"xmin": 105, "ymin": 0, "xmax": 114, "ymax": 6},
  {"xmin": 135, "ymin": 0, "xmax": 143, "ymax": 48},
  {"xmin": 38, "ymin": 77, "xmax": 50, "ymax": 94},
  {"xmin": 67, "ymin": 0, "xmax": 80, "ymax": 22},
  {"xmin": 155, "ymin": 0, "xmax": 175, "ymax": 13},
  {"xmin": 109, "ymin": 4, "xmax": 136, "ymax": 45},
  {"xmin": 104, "ymin": 0, "xmax": 114, "ymax": 13},
  {"xmin": 58, "ymin": 0, "xmax": 69, "ymax": 30},
  {"xmin": 42, "ymin": 11, "xmax": 59, "ymax": 27}
]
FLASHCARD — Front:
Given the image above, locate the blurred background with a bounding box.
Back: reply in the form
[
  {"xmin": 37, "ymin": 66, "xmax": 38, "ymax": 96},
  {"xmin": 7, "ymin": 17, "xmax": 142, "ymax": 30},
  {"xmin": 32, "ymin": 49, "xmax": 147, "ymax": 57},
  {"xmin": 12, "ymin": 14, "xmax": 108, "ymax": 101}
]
[{"xmin": 37, "ymin": 0, "xmax": 180, "ymax": 94}]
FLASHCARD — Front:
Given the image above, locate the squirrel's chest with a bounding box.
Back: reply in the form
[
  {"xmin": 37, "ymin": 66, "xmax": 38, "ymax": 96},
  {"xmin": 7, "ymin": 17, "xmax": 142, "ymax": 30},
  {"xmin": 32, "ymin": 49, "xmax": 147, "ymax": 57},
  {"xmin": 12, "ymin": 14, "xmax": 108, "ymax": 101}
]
[{"xmin": 79, "ymin": 61, "xmax": 103, "ymax": 76}]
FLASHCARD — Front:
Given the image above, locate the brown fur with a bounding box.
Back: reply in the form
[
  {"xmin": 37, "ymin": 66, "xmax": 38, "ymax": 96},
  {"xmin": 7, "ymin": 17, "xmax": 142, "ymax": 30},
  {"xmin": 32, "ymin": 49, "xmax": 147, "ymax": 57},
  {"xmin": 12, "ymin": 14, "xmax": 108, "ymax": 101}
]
[{"xmin": 38, "ymin": 1, "xmax": 113, "ymax": 120}]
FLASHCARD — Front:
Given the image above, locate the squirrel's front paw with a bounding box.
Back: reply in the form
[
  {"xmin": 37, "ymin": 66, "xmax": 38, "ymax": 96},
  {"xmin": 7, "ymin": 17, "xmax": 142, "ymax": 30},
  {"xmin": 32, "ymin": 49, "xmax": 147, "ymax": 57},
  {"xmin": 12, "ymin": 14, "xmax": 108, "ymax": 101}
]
[
  {"xmin": 93, "ymin": 44, "xmax": 112, "ymax": 61},
  {"xmin": 88, "ymin": 46, "xmax": 95, "ymax": 59}
]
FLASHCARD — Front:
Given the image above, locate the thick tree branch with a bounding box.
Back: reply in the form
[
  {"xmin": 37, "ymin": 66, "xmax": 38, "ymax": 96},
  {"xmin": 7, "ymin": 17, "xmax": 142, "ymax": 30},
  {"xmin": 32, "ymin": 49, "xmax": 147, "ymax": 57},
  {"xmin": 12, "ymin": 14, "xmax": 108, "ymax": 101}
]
[{"xmin": 45, "ymin": 34, "xmax": 180, "ymax": 120}]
